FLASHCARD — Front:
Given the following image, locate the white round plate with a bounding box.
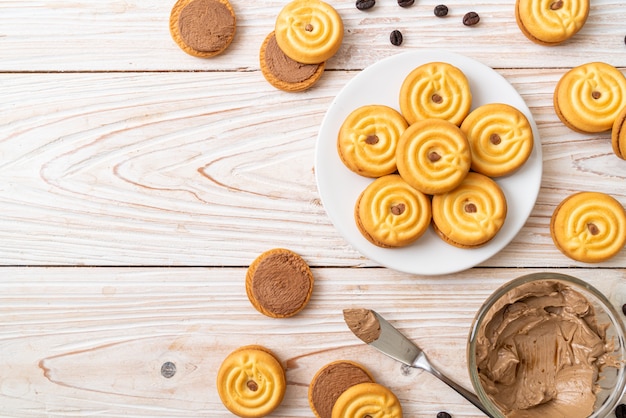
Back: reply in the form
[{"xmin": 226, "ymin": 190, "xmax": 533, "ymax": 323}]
[{"xmin": 315, "ymin": 50, "xmax": 542, "ymax": 275}]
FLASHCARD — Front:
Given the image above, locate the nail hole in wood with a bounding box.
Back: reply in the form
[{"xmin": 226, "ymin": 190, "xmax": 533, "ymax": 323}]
[{"xmin": 161, "ymin": 361, "xmax": 177, "ymax": 378}]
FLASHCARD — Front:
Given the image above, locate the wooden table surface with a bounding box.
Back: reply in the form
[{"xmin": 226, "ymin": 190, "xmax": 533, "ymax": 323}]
[{"xmin": 2, "ymin": 1, "xmax": 626, "ymax": 417}]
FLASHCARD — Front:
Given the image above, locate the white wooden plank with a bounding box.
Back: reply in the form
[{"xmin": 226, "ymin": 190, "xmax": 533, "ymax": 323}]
[
  {"xmin": 1, "ymin": 0, "xmax": 626, "ymax": 71},
  {"xmin": 2, "ymin": 69, "xmax": 626, "ymax": 267},
  {"xmin": 0, "ymin": 267, "xmax": 623, "ymax": 417}
]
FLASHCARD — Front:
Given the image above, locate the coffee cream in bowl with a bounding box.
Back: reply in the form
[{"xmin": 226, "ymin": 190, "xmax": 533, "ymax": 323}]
[{"xmin": 468, "ymin": 273, "xmax": 626, "ymax": 418}]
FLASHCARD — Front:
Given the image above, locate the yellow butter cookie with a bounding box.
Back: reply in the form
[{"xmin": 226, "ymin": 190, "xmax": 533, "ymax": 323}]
[
  {"xmin": 432, "ymin": 172, "xmax": 508, "ymax": 248},
  {"xmin": 217, "ymin": 345, "xmax": 286, "ymax": 418},
  {"xmin": 611, "ymin": 105, "xmax": 626, "ymax": 159},
  {"xmin": 396, "ymin": 118, "xmax": 471, "ymax": 195},
  {"xmin": 274, "ymin": 0, "xmax": 344, "ymax": 64},
  {"xmin": 461, "ymin": 103, "xmax": 534, "ymax": 177},
  {"xmin": 338, "ymin": 105, "xmax": 409, "ymax": 178},
  {"xmin": 331, "ymin": 382, "xmax": 403, "ymax": 418},
  {"xmin": 550, "ymin": 192, "xmax": 626, "ymax": 263},
  {"xmin": 554, "ymin": 62, "xmax": 626, "ymax": 133},
  {"xmin": 515, "ymin": 0, "xmax": 589, "ymax": 45},
  {"xmin": 355, "ymin": 174, "xmax": 431, "ymax": 248},
  {"xmin": 399, "ymin": 61, "xmax": 472, "ymax": 125}
]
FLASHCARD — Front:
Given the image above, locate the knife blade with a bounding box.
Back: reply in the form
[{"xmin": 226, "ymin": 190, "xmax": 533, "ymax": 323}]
[{"xmin": 343, "ymin": 308, "xmax": 493, "ymax": 417}]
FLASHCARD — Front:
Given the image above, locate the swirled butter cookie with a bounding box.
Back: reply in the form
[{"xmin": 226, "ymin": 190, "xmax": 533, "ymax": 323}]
[
  {"xmin": 331, "ymin": 382, "xmax": 403, "ymax": 418},
  {"xmin": 169, "ymin": 0, "xmax": 236, "ymax": 58},
  {"xmin": 554, "ymin": 62, "xmax": 626, "ymax": 133},
  {"xmin": 396, "ymin": 118, "xmax": 471, "ymax": 195},
  {"xmin": 515, "ymin": 0, "xmax": 589, "ymax": 45},
  {"xmin": 355, "ymin": 174, "xmax": 431, "ymax": 248},
  {"xmin": 399, "ymin": 62, "xmax": 472, "ymax": 125},
  {"xmin": 245, "ymin": 248, "xmax": 314, "ymax": 318},
  {"xmin": 432, "ymin": 172, "xmax": 508, "ymax": 248},
  {"xmin": 308, "ymin": 360, "xmax": 375, "ymax": 418},
  {"xmin": 338, "ymin": 105, "xmax": 409, "ymax": 177},
  {"xmin": 550, "ymin": 192, "xmax": 626, "ymax": 263},
  {"xmin": 260, "ymin": 31, "xmax": 325, "ymax": 92},
  {"xmin": 217, "ymin": 345, "xmax": 286, "ymax": 418},
  {"xmin": 611, "ymin": 105, "xmax": 626, "ymax": 159},
  {"xmin": 274, "ymin": 0, "xmax": 344, "ymax": 64},
  {"xmin": 460, "ymin": 103, "xmax": 534, "ymax": 177}
]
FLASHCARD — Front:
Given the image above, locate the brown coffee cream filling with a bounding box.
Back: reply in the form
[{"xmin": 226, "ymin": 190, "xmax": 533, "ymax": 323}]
[
  {"xmin": 248, "ymin": 249, "xmax": 313, "ymax": 317},
  {"xmin": 178, "ymin": 0, "xmax": 235, "ymax": 53},
  {"xmin": 342, "ymin": 308, "xmax": 381, "ymax": 343},
  {"xmin": 264, "ymin": 33, "xmax": 320, "ymax": 84},
  {"xmin": 475, "ymin": 280, "xmax": 619, "ymax": 417},
  {"xmin": 309, "ymin": 361, "xmax": 374, "ymax": 418}
]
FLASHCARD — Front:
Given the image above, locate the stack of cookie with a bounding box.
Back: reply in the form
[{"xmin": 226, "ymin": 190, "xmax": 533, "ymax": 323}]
[
  {"xmin": 515, "ymin": 0, "xmax": 589, "ymax": 45},
  {"xmin": 338, "ymin": 61, "xmax": 534, "ymax": 249},
  {"xmin": 260, "ymin": 0, "xmax": 344, "ymax": 92},
  {"xmin": 308, "ymin": 360, "xmax": 402, "ymax": 418}
]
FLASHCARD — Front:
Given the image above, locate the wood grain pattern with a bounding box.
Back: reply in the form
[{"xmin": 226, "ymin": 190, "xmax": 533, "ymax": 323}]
[
  {"xmin": 1, "ymin": 0, "xmax": 625, "ymax": 71},
  {"xmin": 2, "ymin": 0, "xmax": 626, "ymax": 416},
  {"xmin": 0, "ymin": 267, "xmax": 624, "ymax": 417},
  {"xmin": 2, "ymin": 69, "xmax": 626, "ymax": 267}
]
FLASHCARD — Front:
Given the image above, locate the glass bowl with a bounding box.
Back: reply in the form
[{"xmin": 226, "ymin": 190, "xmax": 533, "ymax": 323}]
[{"xmin": 467, "ymin": 272, "xmax": 626, "ymax": 418}]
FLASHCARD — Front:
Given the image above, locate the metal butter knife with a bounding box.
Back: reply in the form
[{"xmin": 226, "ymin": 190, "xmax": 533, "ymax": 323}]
[{"xmin": 343, "ymin": 308, "xmax": 493, "ymax": 417}]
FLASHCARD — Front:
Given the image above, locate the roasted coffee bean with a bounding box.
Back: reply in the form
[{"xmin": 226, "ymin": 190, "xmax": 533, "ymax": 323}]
[
  {"xmin": 437, "ymin": 412, "xmax": 452, "ymax": 418},
  {"xmin": 390, "ymin": 30, "xmax": 403, "ymax": 46},
  {"xmin": 398, "ymin": 0, "xmax": 414, "ymax": 7},
  {"xmin": 463, "ymin": 11, "xmax": 480, "ymax": 26},
  {"xmin": 434, "ymin": 4, "xmax": 449, "ymax": 17},
  {"xmin": 616, "ymin": 404, "xmax": 626, "ymax": 418},
  {"xmin": 356, "ymin": 0, "xmax": 375, "ymax": 10}
]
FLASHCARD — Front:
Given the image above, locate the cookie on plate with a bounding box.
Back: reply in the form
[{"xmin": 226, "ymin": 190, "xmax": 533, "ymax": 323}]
[
  {"xmin": 217, "ymin": 345, "xmax": 286, "ymax": 418},
  {"xmin": 432, "ymin": 172, "xmax": 508, "ymax": 248},
  {"xmin": 337, "ymin": 105, "xmax": 409, "ymax": 178},
  {"xmin": 396, "ymin": 118, "xmax": 471, "ymax": 195},
  {"xmin": 554, "ymin": 62, "xmax": 626, "ymax": 133},
  {"xmin": 550, "ymin": 191, "xmax": 626, "ymax": 263},
  {"xmin": 274, "ymin": 0, "xmax": 344, "ymax": 64},
  {"xmin": 460, "ymin": 103, "xmax": 534, "ymax": 177},
  {"xmin": 355, "ymin": 174, "xmax": 431, "ymax": 248},
  {"xmin": 515, "ymin": 0, "xmax": 589, "ymax": 45},
  {"xmin": 245, "ymin": 248, "xmax": 314, "ymax": 318},
  {"xmin": 611, "ymin": 105, "xmax": 626, "ymax": 159},
  {"xmin": 399, "ymin": 61, "xmax": 472, "ymax": 126},
  {"xmin": 331, "ymin": 382, "xmax": 403, "ymax": 418},
  {"xmin": 308, "ymin": 360, "xmax": 375, "ymax": 418},
  {"xmin": 260, "ymin": 31, "xmax": 326, "ymax": 92},
  {"xmin": 169, "ymin": 0, "xmax": 236, "ymax": 58}
]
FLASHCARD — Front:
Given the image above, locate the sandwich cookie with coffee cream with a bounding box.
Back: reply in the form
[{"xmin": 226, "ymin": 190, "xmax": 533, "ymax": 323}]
[{"xmin": 169, "ymin": 0, "xmax": 236, "ymax": 58}]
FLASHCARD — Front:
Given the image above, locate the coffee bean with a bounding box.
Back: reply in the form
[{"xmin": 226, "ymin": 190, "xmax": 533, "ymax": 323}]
[
  {"xmin": 437, "ymin": 412, "xmax": 452, "ymax": 418},
  {"xmin": 463, "ymin": 11, "xmax": 480, "ymax": 26},
  {"xmin": 390, "ymin": 30, "xmax": 403, "ymax": 46},
  {"xmin": 434, "ymin": 4, "xmax": 449, "ymax": 17},
  {"xmin": 356, "ymin": 0, "xmax": 375, "ymax": 10},
  {"xmin": 398, "ymin": 0, "xmax": 414, "ymax": 7},
  {"xmin": 616, "ymin": 404, "xmax": 626, "ymax": 418}
]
